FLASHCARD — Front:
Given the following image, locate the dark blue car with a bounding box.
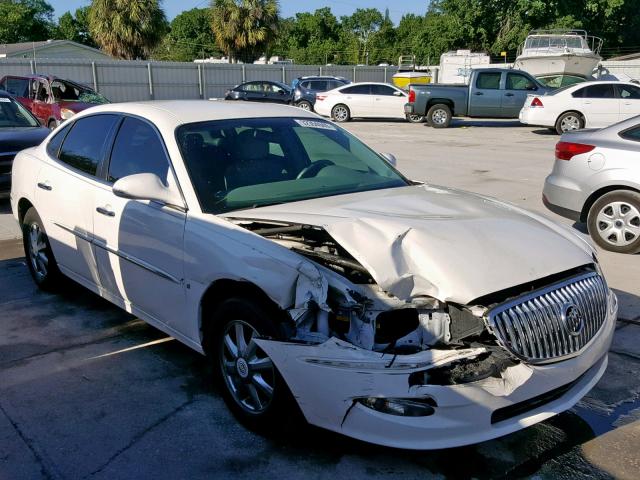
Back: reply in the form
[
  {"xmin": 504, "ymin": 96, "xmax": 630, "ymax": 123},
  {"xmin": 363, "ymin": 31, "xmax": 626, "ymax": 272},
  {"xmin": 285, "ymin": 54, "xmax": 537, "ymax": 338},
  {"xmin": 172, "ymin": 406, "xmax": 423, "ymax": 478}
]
[{"xmin": 291, "ymin": 76, "xmax": 350, "ymax": 111}]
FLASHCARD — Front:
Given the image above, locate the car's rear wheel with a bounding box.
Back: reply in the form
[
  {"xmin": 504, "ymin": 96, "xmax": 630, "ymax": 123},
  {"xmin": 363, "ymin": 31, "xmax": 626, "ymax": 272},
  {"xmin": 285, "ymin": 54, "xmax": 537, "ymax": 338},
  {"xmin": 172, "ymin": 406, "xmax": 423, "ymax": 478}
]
[
  {"xmin": 296, "ymin": 100, "xmax": 313, "ymax": 111},
  {"xmin": 331, "ymin": 104, "xmax": 350, "ymax": 122},
  {"xmin": 555, "ymin": 111, "xmax": 584, "ymax": 134},
  {"xmin": 406, "ymin": 113, "xmax": 425, "ymax": 123},
  {"xmin": 205, "ymin": 297, "xmax": 299, "ymax": 432},
  {"xmin": 587, "ymin": 190, "xmax": 640, "ymax": 254},
  {"xmin": 22, "ymin": 207, "xmax": 62, "ymax": 289},
  {"xmin": 427, "ymin": 104, "xmax": 452, "ymax": 128}
]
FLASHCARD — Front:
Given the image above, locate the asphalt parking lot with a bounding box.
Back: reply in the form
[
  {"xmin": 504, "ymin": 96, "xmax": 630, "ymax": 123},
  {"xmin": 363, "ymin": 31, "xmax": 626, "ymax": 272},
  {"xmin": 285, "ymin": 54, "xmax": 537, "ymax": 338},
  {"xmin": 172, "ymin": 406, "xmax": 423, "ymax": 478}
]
[{"xmin": 1, "ymin": 118, "xmax": 639, "ymax": 479}]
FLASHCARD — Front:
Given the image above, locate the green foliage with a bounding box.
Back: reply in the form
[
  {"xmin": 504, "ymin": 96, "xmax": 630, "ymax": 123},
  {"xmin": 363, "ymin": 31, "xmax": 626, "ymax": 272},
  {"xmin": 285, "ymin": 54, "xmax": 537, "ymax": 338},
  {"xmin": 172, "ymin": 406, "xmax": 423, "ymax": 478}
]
[
  {"xmin": 88, "ymin": 0, "xmax": 168, "ymax": 60},
  {"xmin": 0, "ymin": 0, "xmax": 55, "ymax": 43},
  {"xmin": 154, "ymin": 8, "xmax": 219, "ymax": 61},
  {"xmin": 56, "ymin": 7, "xmax": 96, "ymax": 47},
  {"xmin": 210, "ymin": 0, "xmax": 279, "ymax": 63}
]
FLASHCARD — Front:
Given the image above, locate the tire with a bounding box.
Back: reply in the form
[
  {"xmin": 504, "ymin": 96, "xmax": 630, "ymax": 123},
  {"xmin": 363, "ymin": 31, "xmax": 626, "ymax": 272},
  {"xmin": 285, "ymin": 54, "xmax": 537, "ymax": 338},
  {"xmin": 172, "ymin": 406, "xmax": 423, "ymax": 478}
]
[
  {"xmin": 204, "ymin": 297, "xmax": 300, "ymax": 433},
  {"xmin": 22, "ymin": 207, "xmax": 62, "ymax": 289},
  {"xmin": 331, "ymin": 104, "xmax": 350, "ymax": 122},
  {"xmin": 587, "ymin": 190, "xmax": 640, "ymax": 254},
  {"xmin": 555, "ymin": 111, "xmax": 584, "ymax": 135},
  {"xmin": 427, "ymin": 103, "xmax": 452, "ymax": 128},
  {"xmin": 47, "ymin": 119, "xmax": 57, "ymax": 129},
  {"xmin": 406, "ymin": 113, "xmax": 425, "ymax": 123},
  {"xmin": 296, "ymin": 100, "xmax": 313, "ymax": 111}
]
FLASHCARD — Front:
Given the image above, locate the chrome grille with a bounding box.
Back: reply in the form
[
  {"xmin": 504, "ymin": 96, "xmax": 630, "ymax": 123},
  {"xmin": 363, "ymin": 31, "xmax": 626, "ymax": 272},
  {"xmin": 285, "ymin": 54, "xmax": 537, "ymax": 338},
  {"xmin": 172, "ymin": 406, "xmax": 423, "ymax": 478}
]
[{"xmin": 487, "ymin": 272, "xmax": 608, "ymax": 363}]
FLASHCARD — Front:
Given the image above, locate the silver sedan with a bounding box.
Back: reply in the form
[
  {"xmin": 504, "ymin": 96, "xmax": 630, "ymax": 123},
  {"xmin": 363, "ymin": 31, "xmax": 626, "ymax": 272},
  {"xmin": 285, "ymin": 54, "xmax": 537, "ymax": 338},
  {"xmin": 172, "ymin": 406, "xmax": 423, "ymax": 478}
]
[{"xmin": 543, "ymin": 115, "xmax": 640, "ymax": 253}]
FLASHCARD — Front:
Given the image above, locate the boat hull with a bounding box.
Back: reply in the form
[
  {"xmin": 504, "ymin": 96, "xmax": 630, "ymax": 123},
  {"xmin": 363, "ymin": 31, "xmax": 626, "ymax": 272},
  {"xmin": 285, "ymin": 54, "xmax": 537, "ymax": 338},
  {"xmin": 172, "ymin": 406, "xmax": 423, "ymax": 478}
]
[{"xmin": 514, "ymin": 53, "xmax": 600, "ymax": 78}]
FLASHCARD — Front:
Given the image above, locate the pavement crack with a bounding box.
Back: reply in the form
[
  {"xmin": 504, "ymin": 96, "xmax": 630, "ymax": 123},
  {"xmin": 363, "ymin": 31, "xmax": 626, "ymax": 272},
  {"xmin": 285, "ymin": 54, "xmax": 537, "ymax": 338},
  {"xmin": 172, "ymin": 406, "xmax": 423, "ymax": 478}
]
[
  {"xmin": 85, "ymin": 399, "xmax": 194, "ymax": 477},
  {"xmin": 0, "ymin": 400, "xmax": 57, "ymax": 480}
]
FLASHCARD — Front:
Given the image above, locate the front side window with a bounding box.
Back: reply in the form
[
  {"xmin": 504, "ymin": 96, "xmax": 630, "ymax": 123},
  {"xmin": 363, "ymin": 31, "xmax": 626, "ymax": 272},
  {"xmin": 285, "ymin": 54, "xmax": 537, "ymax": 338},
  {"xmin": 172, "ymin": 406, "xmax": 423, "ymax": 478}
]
[
  {"xmin": 58, "ymin": 114, "xmax": 120, "ymax": 176},
  {"xmin": 476, "ymin": 72, "xmax": 501, "ymax": 90},
  {"xmin": 506, "ymin": 73, "xmax": 536, "ymax": 91},
  {"xmin": 372, "ymin": 85, "xmax": 401, "ymax": 96},
  {"xmin": 50, "ymin": 79, "xmax": 108, "ymax": 104},
  {"xmin": 176, "ymin": 117, "xmax": 408, "ymax": 213},
  {"xmin": 108, "ymin": 117, "xmax": 170, "ymax": 184},
  {"xmin": 618, "ymin": 85, "xmax": 640, "ymax": 99}
]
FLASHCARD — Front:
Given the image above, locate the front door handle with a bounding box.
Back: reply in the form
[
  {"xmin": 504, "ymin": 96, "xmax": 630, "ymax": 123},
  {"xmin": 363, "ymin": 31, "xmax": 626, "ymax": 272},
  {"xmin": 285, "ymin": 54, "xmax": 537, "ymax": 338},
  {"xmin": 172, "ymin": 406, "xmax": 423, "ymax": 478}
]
[
  {"xmin": 37, "ymin": 182, "xmax": 52, "ymax": 191},
  {"xmin": 96, "ymin": 206, "xmax": 115, "ymax": 217},
  {"xmin": 505, "ymin": 93, "xmax": 514, "ymax": 97}
]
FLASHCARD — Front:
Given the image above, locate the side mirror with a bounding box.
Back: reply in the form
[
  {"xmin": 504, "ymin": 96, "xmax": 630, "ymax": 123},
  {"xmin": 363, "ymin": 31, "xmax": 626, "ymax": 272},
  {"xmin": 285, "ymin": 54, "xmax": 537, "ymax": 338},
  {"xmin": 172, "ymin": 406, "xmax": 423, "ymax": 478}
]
[
  {"xmin": 393, "ymin": 90, "xmax": 404, "ymax": 96},
  {"xmin": 381, "ymin": 153, "xmax": 397, "ymax": 167},
  {"xmin": 113, "ymin": 173, "xmax": 184, "ymax": 209}
]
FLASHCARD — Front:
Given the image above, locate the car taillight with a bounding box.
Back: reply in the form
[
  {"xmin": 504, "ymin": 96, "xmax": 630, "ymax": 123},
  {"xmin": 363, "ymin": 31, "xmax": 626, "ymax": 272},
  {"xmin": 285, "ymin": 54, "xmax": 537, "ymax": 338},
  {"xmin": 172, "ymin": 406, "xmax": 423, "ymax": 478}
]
[
  {"xmin": 316, "ymin": 94, "xmax": 327, "ymax": 101},
  {"xmin": 530, "ymin": 97, "xmax": 544, "ymax": 108},
  {"xmin": 555, "ymin": 141, "xmax": 595, "ymax": 160},
  {"xmin": 408, "ymin": 89, "xmax": 416, "ymax": 103}
]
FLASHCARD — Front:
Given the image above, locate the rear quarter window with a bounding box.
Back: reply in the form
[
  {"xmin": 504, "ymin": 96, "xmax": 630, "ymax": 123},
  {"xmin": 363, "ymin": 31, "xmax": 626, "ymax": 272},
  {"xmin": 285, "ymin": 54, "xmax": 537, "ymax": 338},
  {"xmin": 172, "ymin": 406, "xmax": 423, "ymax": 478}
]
[{"xmin": 620, "ymin": 126, "xmax": 640, "ymax": 142}]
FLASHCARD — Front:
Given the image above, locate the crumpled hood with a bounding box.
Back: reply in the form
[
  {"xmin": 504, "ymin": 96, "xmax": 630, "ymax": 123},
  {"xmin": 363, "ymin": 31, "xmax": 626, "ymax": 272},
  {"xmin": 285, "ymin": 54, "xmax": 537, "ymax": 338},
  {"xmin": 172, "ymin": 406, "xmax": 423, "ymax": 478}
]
[{"xmin": 224, "ymin": 184, "xmax": 594, "ymax": 304}]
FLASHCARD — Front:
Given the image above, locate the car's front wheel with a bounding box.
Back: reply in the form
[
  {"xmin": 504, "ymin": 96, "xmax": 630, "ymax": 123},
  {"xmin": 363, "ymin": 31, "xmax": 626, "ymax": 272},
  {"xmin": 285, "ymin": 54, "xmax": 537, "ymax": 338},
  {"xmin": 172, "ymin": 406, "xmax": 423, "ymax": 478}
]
[
  {"xmin": 22, "ymin": 207, "xmax": 62, "ymax": 289},
  {"xmin": 587, "ymin": 190, "xmax": 640, "ymax": 254},
  {"xmin": 205, "ymin": 297, "xmax": 299, "ymax": 432},
  {"xmin": 555, "ymin": 111, "xmax": 584, "ymax": 134}
]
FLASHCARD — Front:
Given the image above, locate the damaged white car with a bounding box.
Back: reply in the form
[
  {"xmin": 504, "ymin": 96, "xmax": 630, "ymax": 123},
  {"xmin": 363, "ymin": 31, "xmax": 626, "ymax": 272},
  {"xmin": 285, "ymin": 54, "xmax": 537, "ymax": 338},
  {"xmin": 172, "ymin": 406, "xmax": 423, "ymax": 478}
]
[{"xmin": 11, "ymin": 101, "xmax": 617, "ymax": 449}]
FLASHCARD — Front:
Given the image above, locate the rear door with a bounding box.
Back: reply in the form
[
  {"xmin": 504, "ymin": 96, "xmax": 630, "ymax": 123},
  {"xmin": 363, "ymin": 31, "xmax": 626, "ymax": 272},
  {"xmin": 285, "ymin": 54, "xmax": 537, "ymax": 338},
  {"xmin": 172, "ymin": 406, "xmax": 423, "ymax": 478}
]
[
  {"xmin": 617, "ymin": 84, "xmax": 640, "ymax": 121},
  {"xmin": 35, "ymin": 114, "xmax": 121, "ymax": 287},
  {"xmin": 371, "ymin": 84, "xmax": 407, "ymax": 118},
  {"xmin": 339, "ymin": 84, "xmax": 373, "ymax": 116},
  {"xmin": 572, "ymin": 84, "xmax": 619, "ymax": 127},
  {"xmin": 502, "ymin": 72, "xmax": 540, "ymax": 118},
  {"xmin": 93, "ymin": 116, "xmax": 186, "ymax": 332},
  {"xmin": 469, "ymin": 72, "xmax": 503, "ymax": 117}
]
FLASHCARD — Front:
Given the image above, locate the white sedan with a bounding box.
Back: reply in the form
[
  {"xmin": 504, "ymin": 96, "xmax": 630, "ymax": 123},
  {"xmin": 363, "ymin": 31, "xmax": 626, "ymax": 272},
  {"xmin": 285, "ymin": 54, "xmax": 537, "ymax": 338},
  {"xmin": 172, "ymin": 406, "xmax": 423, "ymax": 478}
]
[
  {"xmin": 11, "ymin": 101, "xmax": 616, "ymax": 449},
  {"xmin": 313, "ymin": 82, "xmax": 424, "ymax": 123},
  {"xmin": 520, "ymin": 80, "xmax": 640, "ymax": 134}
]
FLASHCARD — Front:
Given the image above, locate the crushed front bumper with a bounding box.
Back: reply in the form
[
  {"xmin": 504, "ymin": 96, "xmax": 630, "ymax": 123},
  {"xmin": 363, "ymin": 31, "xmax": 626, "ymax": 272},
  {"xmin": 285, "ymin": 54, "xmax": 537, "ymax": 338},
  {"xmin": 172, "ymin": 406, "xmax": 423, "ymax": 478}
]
[{"xmin": 256, "ymin": 296, "xmax": 616, "ymax": 449}]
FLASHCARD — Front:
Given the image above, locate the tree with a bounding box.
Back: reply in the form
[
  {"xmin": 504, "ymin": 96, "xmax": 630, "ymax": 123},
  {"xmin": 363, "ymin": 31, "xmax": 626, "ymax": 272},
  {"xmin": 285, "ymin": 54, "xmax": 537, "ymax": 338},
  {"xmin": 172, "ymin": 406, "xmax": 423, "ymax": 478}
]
[
  {"xmin": 341, "ymin": 8, "xmax": 384, "ymax": 64},
  {"xmin": 57, "ymin": 7, "xmax": 96, "ymax": 47},
  {"xmin": 154, "ymin": 8, "xmax": 219, "ymax": 61},
  {"xmin": 210, "ymin": 0, "xmax": 279, "ymax": 63},
  {"xmin": 88, "ymin": 0, "xmax": 168, "ymax": 60},
  {"xmin": 0, "ymin": 0, "xmax": 55, "ymax": 43}
]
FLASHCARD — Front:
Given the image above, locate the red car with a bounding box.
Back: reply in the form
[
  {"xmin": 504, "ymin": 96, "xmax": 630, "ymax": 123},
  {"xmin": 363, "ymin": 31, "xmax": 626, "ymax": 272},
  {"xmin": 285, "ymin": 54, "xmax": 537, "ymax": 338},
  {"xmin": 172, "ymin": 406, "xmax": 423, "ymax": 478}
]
[{"xmin": 0, "ymin": 74, "xmax": 109, "ymax": 128}]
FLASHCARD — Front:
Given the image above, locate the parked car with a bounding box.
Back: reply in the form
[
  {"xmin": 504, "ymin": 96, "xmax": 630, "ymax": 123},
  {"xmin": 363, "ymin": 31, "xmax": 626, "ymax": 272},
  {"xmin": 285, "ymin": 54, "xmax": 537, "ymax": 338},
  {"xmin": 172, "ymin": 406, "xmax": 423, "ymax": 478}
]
[
  {"xmin": 520, "ymin": 81, "xmax": 640, "ymax": 134},
  {"xmin": 404, "ymin": 68, "xmax": 550, "ymax": 127},
  {"xmin": 0, "ymin": 91, "xmax": 49, "ymax": 197},
  {"xmin": 314, "ymin": 82, "xmax": 425, "ymax": 122},
  {"xmin": 0, "ymin": 75, "xmax": 109, "ymax": 129},
  {"xmin": 543, "ymin": 115, "xmax": 640, "ymax": 253},
  {"xmin": 11, "ymin": 101, "xmax": 616, "ymax": 449},
  {"xmin": 291, "ymin": 75, "xmax": 350, "ymax": 111},
  {"xmin": 224, "ymin": 81, "xmax": 293, "ymax": 104}
]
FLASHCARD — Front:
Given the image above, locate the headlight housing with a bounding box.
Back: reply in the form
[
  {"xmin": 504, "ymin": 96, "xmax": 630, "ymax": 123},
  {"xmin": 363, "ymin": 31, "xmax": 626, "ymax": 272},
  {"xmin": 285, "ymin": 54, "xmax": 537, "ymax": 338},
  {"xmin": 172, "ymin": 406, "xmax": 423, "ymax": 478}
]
[{"xmin": 60, "ymin": 108, "xmax": 75, "ymax": 120}]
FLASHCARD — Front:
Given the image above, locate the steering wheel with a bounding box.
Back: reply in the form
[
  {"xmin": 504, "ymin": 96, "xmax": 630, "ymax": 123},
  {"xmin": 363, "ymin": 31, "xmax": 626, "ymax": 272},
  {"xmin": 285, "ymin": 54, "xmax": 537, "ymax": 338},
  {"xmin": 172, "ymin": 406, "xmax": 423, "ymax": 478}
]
[{"xmin": 296, "ymin": 159, "xmax": 335, "ymax": 179}]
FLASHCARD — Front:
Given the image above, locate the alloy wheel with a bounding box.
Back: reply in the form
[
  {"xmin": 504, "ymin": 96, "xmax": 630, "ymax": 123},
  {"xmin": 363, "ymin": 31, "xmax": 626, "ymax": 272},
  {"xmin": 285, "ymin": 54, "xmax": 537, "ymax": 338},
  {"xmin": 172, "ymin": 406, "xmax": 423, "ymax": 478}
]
[
  {"xmin": 560, "ymin": 115, "xmax": 580, "ymax": 132},
  {"xmin": 219, "ymin": 320, "xmax": 275, "ymax": 414},
  {"xmin": 431, "ymin": 108, "xmax": 448, "ymax": 125},
  {"xmin": 28, "ymin": 223, "xmax": 49, "ymax": 281},
  {"xmin": 333, "ymin": 106, "xmax": 348, "ymax": 121},
  {"xmin": 297, "ymin": 101, "xmax": 311, "ymax": 111},
  {"xmin": 595, "ymin": 201, "xmax": 640, "ymax": 247}
]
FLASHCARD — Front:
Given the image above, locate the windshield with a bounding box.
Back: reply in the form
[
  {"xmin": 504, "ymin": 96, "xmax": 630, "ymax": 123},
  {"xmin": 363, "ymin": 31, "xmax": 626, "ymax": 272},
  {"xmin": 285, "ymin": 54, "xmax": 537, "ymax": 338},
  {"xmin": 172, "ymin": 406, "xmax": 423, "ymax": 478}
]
[
  {"xmin": 0, "ymin": 97, "xmax": 39, "ymax": 127},
  {"xmin": 50, "ymin": 80, "xmax": 109, "ymax": 104},
  {"xmin": 177, "ymin": 117, "xmax": 408, "ymax": 213},
  {"xmin": 525, "ymin": 36, "xmax": 586, "ymax": 50}
]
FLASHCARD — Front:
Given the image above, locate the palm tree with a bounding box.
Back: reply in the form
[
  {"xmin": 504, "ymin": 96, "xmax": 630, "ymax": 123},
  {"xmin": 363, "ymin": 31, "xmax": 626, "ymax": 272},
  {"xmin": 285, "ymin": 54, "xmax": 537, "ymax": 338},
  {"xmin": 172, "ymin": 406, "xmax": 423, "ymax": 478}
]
[
  {"xmin": 211, "ymin": 0, "xmax": 279, "ymax": 63},
  {"xmin": 88, "ymin": 0, "xmax": 167, "ymax": 60}
]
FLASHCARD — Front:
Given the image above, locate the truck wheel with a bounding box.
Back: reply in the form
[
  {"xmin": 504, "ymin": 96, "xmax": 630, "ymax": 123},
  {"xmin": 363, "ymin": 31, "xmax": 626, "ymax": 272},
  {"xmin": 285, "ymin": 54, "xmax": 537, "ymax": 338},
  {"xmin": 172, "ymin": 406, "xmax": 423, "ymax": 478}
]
[
  {"xmin": 587, "ymin": 190, "xmax": 640, "ymax": 254},
  {"xmin": 555, "ymin": 112, "xmax": 584, "ymax": 135},
  {"xmin": 331, "ymin": 104, "xmax": 351, "ymax": 122},
  {"xmin": 427, "ymin": 104, "xmax": 451, "ymax": 128}
]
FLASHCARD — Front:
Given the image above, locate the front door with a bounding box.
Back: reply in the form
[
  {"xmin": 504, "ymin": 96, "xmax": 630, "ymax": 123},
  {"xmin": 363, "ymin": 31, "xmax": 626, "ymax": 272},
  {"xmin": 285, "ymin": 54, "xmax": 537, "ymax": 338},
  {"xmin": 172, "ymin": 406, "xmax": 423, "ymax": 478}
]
[
  {"xmin": 371, "ymin": 84, "xmax": 407, "ymax": 118},
  {"xmin": 502, "ymin": 72, "xmax": 539, "ymax": 118},
  {"xmin": 31, "ymin": 79, "xmax": 52, "ymax": 126},
  {"xmin": 469, "ymin": 71, "xmax": 503, "ymax": 117},
  {"xmin": 93, "ymin": 116, "xmax": 186, "ymax": 331},
  {"xmin": 35, "ymin": 114, "xmax": 121, "ymax": 287},
  {"xmin": 617, "ymin": 84, "xmax": 640, "ymax": 121}
]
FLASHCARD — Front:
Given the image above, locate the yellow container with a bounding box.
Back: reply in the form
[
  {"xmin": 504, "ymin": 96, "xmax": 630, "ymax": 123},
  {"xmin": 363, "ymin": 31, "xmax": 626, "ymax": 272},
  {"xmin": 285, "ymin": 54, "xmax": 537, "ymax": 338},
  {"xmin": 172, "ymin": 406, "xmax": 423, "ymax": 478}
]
[{"xmin": 392, "ymin": 71, "xmax": 432, "ymax": 89}]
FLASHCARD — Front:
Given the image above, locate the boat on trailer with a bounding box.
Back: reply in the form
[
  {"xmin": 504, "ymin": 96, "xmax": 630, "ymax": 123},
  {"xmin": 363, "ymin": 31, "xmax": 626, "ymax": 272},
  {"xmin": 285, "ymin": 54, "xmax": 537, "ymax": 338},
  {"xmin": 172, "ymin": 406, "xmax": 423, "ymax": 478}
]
[{"xmin": 514, "ymin": 30, "xmax": 602, "ymax": 87}]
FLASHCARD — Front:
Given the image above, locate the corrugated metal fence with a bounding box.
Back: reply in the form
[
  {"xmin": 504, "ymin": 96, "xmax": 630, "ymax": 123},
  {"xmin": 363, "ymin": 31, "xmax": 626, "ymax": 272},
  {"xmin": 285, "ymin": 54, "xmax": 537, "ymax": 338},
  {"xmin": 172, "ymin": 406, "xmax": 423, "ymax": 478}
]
[{"xmin": 0, "ymin": 58, "xmax": 399, "ymax": 102}]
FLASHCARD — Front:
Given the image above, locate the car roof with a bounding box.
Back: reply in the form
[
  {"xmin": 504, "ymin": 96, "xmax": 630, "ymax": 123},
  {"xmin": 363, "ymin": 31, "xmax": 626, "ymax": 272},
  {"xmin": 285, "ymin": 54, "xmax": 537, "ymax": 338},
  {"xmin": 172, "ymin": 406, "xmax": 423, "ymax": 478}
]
[
  {"xmin": 71, "ymin": 100, "xmax": 318, "ymax": 127},
  {"xmin": 1, "ymin": 74, "xmax": 54, "ymax": 81},
  {"xmin": 297, "ymin": 76, "xmax": 348, "ymax": 81}
]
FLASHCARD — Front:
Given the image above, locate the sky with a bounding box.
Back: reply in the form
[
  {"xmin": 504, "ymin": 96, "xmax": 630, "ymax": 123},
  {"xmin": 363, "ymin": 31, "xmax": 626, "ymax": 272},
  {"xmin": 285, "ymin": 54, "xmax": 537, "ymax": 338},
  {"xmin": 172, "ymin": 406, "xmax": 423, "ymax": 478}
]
[{"xmin": 48, "ymin": 0, "xmax": 428, "ymax": 25}]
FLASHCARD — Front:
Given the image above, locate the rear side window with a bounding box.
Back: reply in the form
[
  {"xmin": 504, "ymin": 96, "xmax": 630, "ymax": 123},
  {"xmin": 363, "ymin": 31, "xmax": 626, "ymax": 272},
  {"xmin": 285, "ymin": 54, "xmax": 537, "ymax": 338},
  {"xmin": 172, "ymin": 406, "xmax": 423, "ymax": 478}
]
[
  {"xmin": 476, "ymin": 72, "xmax": 501, "ymax": 90},
  {"xmin": 620, "ymin": 126, "xmax": 640, "ymax": 142},
  {"xmin": 108, "ymin": 117, "xmax": 170, "ymax": 184},
  {"xmin": 341, "ymin": 85, "xmax": 371, "ymax": 95},
  {"xmin": 2, "ymin": 77, "xmax": 29, "ymax": 97},
  {"xmin": 58, "ymin": 114, "xmax": 120, "ymax": 176},
  {"xmin": 308, "ymin": 80, "xmax": 328, "ymax": 91},
  {"xmin": 618, "ymin": 85, "xmax": 640, "ymax": 99},
  {"xmin": 46, "ymin": 123, "xmax": 72, "ymax": 158},
  {"xmin": 573, "ymin": 84, "xmax": 615, "ymax": 98}
]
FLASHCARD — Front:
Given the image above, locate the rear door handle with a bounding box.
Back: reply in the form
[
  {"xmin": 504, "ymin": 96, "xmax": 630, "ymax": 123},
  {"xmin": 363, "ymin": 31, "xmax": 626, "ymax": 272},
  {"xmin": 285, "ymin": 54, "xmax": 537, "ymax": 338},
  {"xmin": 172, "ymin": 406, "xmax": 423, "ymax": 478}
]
[
  {"xmin": 505, "ymin": 93, "xmax": 514, "ymax": 97},
  {"xmin": 474, "ymin": 92, "xmax": 483, "ymax": 96},
  {"xmin": 37, "ymin": 182, "xmax": 52, "ymax": 191},
  {"xmin": 96, "ymin": 206, "xmax": 115, "ymax": 217}
]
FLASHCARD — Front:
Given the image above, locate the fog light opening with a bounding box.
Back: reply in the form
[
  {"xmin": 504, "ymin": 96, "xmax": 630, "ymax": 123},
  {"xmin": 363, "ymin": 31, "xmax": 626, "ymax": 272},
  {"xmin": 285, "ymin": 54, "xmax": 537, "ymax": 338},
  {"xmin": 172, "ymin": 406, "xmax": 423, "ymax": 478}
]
[{"xmin": 357, "ymin": 397, "xmax": 437, "ymax": 417}]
